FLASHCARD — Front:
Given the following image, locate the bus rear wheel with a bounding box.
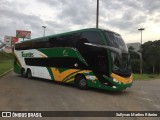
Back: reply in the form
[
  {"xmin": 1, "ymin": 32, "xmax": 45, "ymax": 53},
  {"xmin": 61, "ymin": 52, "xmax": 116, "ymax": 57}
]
[
  {"xmin": 27, "ymin": 69, "xmax": 32, "ymax": 79},
  {"xmin": 75, "ymin": 75, "xmax": 88, "ymax": 90},
  {"xmin": 21, "ymin": 68, "xmax": 26, "ymax": 77}
]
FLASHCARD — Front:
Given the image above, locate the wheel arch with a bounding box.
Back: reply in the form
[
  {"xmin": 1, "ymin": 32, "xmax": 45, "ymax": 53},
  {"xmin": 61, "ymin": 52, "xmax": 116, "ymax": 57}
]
[{"xmin": 74, "ymin": 73, "xmax": 86, "ymax": 82}]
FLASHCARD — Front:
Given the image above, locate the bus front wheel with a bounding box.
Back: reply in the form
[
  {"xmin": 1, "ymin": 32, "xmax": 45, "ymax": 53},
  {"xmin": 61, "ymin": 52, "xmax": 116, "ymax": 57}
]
[{"xmin": 75, "ymin": 75, "xmax": 88, "ymax": 90}]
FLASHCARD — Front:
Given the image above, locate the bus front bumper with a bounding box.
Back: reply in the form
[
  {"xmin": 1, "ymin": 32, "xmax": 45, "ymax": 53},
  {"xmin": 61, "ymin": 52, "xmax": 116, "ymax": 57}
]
[{"xmin": 87, "ymin": 73, "xmax": 133, "ymax": 91}]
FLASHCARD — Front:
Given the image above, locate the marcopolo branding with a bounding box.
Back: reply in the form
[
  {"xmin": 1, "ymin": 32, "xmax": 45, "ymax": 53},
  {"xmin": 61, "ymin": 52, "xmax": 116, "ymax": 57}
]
[{"xmin": 21, "ymin": 51, "xmax": 34, "ymax": 57}]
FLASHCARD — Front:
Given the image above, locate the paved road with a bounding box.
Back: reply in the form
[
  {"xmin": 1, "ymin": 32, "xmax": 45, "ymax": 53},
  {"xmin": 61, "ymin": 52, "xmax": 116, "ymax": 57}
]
[{"xmin": 0, "ymin": 71, "xmax": 160, "ymax": 120}]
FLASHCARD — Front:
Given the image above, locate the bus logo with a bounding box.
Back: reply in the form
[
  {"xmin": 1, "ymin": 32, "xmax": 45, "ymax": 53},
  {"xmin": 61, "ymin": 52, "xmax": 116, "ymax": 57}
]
[
  {"xmin": 21, "ymin": 52, "xmax": 34, "ymax": 57},
  {"xmin": 63, "ymin": 49, "xmax": 68, "ymax": 56}
]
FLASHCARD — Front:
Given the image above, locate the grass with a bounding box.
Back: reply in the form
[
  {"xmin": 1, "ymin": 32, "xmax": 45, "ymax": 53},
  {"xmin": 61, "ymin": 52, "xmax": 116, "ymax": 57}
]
[
  {"xmin": 0, "ymin": 60, "xmax": 13, "ymax": 76},
  {"xmin": 0, "ymin": 51, "xmax": 14, "ymax": 76},
  {"xmin": 0, "ymin": 51, "xmax": 14, "ymax": 61},
  {"xmin": 133, "ymin": 73, "xmax": 160, "ymax": 80}
]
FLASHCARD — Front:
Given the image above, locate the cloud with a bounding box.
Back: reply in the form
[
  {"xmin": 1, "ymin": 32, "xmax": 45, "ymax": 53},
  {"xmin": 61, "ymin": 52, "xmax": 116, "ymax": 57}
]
[
  {"xmin": 0, "ymin": 0, "xmax": 160, "ymax": 43},
  {"xmin": 142, "ymin": 0, "xmax": 160, "ymax": 14},
  {"xmin": 0, "ymin": 1, "xmax": 45, "ymax": 40},
  {"xmin": 40, "ymin": 0, "xmax": 96, "ymax": 26}
]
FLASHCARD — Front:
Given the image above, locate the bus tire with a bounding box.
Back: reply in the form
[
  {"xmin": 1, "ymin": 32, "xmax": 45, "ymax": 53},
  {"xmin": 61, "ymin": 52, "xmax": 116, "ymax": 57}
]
[
  {"xmin": 75, "ymin": 75, "xmax": 88, "ymax": 90},
  {"xmin": 21, "ymin": 68, "xmax": 26, "ymax": 77},
  {"xmin": 27, "ymin": 69, "xmax": 32, "ymax": 79}
]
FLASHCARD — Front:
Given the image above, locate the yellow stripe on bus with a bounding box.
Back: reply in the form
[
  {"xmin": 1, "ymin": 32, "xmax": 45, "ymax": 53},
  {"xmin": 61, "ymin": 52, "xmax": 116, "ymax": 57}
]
[
  {"xmin": 111, "ymin": 73, "xmax": 133, "ymax": 84},
  {"xmin": 51, "ymin": 68, "xmax": 79, "ymax": 81}
]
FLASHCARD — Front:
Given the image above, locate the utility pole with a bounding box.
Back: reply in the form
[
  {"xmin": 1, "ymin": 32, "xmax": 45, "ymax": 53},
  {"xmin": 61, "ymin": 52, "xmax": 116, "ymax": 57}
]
[
  {"xmin": 138, "ymin": 28, "xmax": 145, "ymax": 44},
  {"xmin": 138, "ymin": 28, "xmax": 145, "ymax": 74},
  {"xmin": 42, "ymin": 26, "xmax": 47, "ymax": 37},
  {"xmin": 96, "ymin": 0, "xmax": 99, "ymax": 28}
]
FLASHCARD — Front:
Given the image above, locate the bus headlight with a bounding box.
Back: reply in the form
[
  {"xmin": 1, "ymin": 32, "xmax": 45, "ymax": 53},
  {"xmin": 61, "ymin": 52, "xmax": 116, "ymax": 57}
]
[
  {"xmin": 113, "ymin": 78, "xmax": 118, "ymax": 83},
  {"xmin": 113, "ymin": 78, "xmax": 121, "ymax": 84},
  {"xmin": 86, "ymin": 76, "xmax": 96, "ymax": 80}
]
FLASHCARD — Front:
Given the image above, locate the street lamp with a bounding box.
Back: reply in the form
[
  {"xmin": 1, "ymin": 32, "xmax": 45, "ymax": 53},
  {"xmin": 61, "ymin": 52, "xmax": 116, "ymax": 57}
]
[
  {"xmin": 42, "ymin": 26, "xmax": 47, "ymax": 37},
  {"xmin": 96, "ymin": 0, "xmax": 99, "ymax": 28},
  {"xmin": 138, "ymin": 28, "xmax": 145, "ymax": 74},
  {"xmin": 138, "ymin": 28, "xmax": 145, "ymax": 44}
]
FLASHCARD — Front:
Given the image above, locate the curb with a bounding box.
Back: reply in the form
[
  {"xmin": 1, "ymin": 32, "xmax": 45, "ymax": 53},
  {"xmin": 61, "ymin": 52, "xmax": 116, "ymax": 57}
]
[{"xmin": 0, "ymin": 68, "xmax": 13, "ymax": 78}]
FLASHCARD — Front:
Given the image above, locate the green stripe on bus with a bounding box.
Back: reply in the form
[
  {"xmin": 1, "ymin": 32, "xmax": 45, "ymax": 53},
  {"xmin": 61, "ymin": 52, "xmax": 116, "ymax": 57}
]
[{"xmin": 47, "ymin": 67, "xmax": 54, "ymax": 80}]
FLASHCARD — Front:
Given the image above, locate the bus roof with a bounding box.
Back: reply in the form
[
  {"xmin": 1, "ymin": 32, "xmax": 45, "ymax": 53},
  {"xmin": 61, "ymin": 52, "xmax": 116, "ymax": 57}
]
[{"xmin": 18, "ymin": 28, "xmax": 119, "ymax": 43}]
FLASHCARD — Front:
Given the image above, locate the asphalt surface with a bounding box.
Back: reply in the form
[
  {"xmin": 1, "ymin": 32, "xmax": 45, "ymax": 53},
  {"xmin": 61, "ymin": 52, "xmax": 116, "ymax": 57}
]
[{"xmin": 0, "ymin": 71, "xmax": 160, "ymax": 120}]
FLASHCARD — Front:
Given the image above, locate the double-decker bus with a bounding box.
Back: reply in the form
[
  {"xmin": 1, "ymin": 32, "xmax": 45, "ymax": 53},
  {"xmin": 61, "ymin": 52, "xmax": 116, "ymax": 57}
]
[{"xmin": 14, "ymin": 28, "xmax": 133, "ymax": 91}]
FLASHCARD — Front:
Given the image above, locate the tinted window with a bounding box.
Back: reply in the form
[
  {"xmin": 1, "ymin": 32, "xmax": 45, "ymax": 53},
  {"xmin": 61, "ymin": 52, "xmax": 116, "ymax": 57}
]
[
  {"xmin": 48, "ymin": 33, "xmax": 81, "ymax": 48},
  {"xmin": 15, "ymin": 41, "xmax": 33, "ymax": 50},
  {"xmin": 104, "ymin": 31, "xmax": 128, "ymax": 52},
  {"xmin": 15, "ymin": 31, "xmax": 104, "ymax": 50},
  {"xmin": 25, "ymin": 57, "xmax": 88, "ymax": 69},
  {"xmin": 32, "ymin": 38, "xmax": 50, "ymax": 49},
  {"xmin": 15, "ymin": 38, "xmax": 50, "ymax": 50},
  {"xmin": 82, "ymin": 31, "xmax": 104, "ymax": 45},
  {"xmin": 49, "ymin": 37, "xmax": 65, "ymax": 47},
  {"xmin": 15, "ymin": 43, "xmax": 21, "ymax": 50}
]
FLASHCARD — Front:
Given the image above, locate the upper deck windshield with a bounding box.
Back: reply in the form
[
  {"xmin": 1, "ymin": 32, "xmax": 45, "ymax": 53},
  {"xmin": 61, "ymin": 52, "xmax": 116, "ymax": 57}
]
[
  {"xmin": 103, "ymin": 31, "xmax": 131, "ymax": 77},
  {"xmin": 104, "ymin": 31, "xmax": 128, "ymax": 52}
]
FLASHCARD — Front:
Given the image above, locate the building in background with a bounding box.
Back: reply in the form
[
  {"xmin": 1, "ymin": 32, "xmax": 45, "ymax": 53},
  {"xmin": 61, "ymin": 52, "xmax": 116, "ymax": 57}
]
[
  {"xmin": 127, "ymin": 42, "xmax": 141, "ymax": 52},
  {"xmin": 3, "ymin": 36, "xmax": 18, "ymax": 53}
]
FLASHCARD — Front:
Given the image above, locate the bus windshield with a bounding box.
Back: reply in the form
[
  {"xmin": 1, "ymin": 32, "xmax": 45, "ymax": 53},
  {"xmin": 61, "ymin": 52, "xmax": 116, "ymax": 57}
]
[
  {"xmin": 104, "ymin": 31, "xmax": 128, "ymax": 52},
  {"xmin": 104, "ymin": 31, "xmax": 131, "ymax": 77}
]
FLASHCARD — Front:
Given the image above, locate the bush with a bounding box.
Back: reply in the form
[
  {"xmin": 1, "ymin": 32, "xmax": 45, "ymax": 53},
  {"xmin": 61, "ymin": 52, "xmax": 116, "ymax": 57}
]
[
  {"xmin": 131, "ymin": 59, "xmax": 140, "ymax": 73},
  {"xmin": 0, "ymin": 51, "xmax": 14, "ymax": 62}
]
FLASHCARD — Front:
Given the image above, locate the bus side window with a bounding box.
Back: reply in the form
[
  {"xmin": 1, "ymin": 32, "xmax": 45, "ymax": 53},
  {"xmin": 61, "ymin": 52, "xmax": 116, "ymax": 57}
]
[
  {"xmin": 76, "ymin": 38, "xmax": 88, "ymax": 50},
  {"xmin": 15, "ymin": 44, "xmax": 21, "ymax": 50},
  {"xmin": 64, "ymin": 33, "xmax": 83, "ymax": 48},
  {"xmin": 43, "ymin": 38, "xmax": 49, "ymax": 48},
  {"xmin": 49, "ymin": 37, "xmax": 57, "ymax": 47},
  {"xmin": 82, "ymin": 31, "xmax": 104, "ymax": 45},
  {"xmin": 50, "ymin": 37, "xmax": 68, "ymax": 47}
]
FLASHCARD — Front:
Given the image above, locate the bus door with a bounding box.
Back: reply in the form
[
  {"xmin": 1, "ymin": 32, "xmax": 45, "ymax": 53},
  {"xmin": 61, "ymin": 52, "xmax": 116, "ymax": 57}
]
[{"xmin": 76, "ymin": 39, "xmax": 109, "ymax": 84}]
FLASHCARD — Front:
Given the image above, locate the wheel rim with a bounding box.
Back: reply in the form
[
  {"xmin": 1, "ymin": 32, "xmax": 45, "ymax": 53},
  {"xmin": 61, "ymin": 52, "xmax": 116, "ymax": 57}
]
[{"xmin": 79, "ymin": 78, "xmax": 87, "ymax": 86}]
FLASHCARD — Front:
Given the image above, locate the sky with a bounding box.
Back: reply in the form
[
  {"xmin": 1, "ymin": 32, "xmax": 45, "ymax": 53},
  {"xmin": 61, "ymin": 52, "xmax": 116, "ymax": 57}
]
[{"xmin": 0, "ymin": 0, "xmax": 160, "ymax": 44}]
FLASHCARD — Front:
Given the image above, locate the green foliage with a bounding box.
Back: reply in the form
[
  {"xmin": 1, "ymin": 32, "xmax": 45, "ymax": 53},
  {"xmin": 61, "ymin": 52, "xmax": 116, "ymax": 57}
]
[
  {"xmin": 129, "ymin": 40, "xmax": 160, "ymax": 74},
  {"xmin": 0, "ymin": 51, "xmax": 13, "ymax": 76},
  {"xmin": 130, "ymin": 59, "xmax": 140, "ymax": 73},
  {"xmin": 129, "ymin": 46, "xmax": 140, "ymax": 73},
  {"xmin": 0, "ymin": 51, "xmax": 14, "ymax": 62},
  {"xmin": 133, "ymin": 74, "xmax": 160, "ymax": 80},
  {"xmin": 0, "ymin": 60, "xmax": 13, "ymax": 75},
  {"xmin": 142, "ymin": 40, "xmax": 160, "ymax": 73}
]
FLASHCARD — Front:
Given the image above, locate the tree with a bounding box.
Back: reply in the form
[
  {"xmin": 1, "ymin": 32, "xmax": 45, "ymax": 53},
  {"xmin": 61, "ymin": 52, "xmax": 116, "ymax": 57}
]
[
  {"xmin": 128, "ymin": 46, "xmax": 141, "ymax": 73},
  {"xmin": 142, "ymin": 40, "xmax": 160, "ymax": 73}
]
